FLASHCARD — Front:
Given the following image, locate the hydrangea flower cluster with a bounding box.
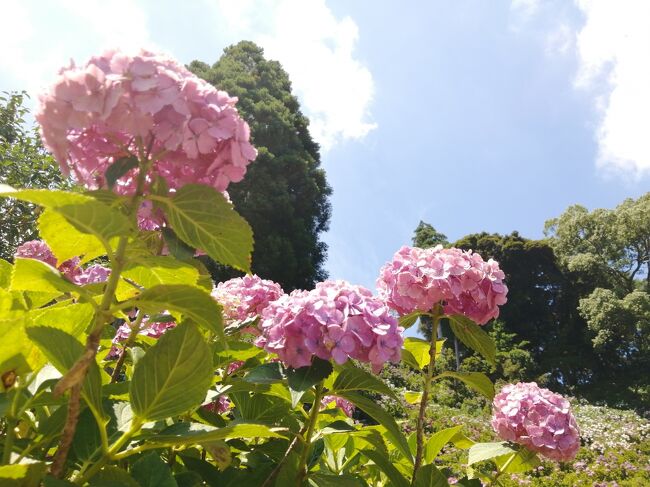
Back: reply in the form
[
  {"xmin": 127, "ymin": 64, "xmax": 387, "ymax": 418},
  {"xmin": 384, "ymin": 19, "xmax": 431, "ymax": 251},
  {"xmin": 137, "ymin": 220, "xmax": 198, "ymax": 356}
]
[
  {"xmin": 491, "ymin": 382, "xmax": 580, "ymax": 461},
  {"xmin": 256, "ymin": 280, "xmax": 404, "ymax": 372},
  {"xmin": 202, "ymin": 395, "xmax": 231, "ymax": 414},
  {"xmin": 113, "ymin": 317, "xmax": 176, "ymax": 343},
  {"xmin": 15, "ymin": 240, "xmax": 110, "ymax": 285},
  {"xmin": 211, "ymin": 275, "xmax": 284, "ymax": 330},
  {"xmin": 321, "ymin": 395, "xmax": 355, "ymax": 418},
  {"xmin": 376, "ymin": 245, "xmax": 508, "ymax": 324},
  {"xmin": 36, "ymin": 49, "xmax": 256, "ymax": 194}
]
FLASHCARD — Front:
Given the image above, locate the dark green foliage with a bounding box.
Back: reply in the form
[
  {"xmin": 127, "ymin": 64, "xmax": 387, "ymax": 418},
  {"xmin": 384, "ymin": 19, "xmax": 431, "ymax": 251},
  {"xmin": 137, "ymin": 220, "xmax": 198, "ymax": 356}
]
[
  {"xmin": 0, "ymin": 92, "xmax": 71, "ymax": 260},
  {"xmin": 189, "ymin": 41, "xmax": 332, "ymax": 290}
]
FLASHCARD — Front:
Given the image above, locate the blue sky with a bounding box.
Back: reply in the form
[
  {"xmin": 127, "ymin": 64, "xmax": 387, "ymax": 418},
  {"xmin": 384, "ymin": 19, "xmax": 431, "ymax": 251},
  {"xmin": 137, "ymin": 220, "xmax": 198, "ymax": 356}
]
[{"xmin": 2, "ymin": 0, "xmax": 649, "ymax": 306}]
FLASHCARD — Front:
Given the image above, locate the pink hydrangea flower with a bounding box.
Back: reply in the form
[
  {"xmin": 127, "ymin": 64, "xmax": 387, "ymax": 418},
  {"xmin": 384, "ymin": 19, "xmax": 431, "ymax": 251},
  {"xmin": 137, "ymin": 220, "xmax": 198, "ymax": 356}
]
[
  {"xmin": 202, "ymin": 395, "xmax": 231, "ymax": 414},
  {"xmin": 113, "ymin": 316, "xmax": 176, "ymax": 344},
  {"xmin": 376, "ymin": 245, "xmax": 508, "ymax": 324},
  {"xmin": 212, "ymin": 275, "xmax": 284, "ymax": 331},
  {"xmin": 15, "ymin": 240, "xmax": 82, "ymax": 282},
  {"xmin": 256, "ymin": 280, "xmax": 403, "ymax": 373},
  {"xmin": 491, "ymin": 382, "xmax": 580, "ymax": 461},
  {"xmin": 74, "ymin": 264, "xmax": 111, "ymax": 285},
  {"xmin": 321, "ymin": 395, "xmax": 355, "ymax": 418},
  {"xmin": 36, "ymin": 49, "xmax": 256, "ymax": 195},
  {"xmin": 226, "ymin": 360, "xmax": 244, "ymax": 375}
]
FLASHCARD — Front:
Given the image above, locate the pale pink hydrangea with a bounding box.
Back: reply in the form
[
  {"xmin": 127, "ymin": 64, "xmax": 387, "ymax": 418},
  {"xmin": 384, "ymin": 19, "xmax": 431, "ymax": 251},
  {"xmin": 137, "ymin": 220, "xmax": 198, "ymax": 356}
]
[
  {"xmin": 113, "ymin": 317, "xmax": 176, "ymax": 343},
  {"xmin": 15, "ymin": 240, "xmax": 85, "ymax": 283},
  {"xmin": 321, "ymin": 395, "xmax": 355, "ymax": 418},
  {"xmin": 74, "ymin": 264, "xmax": 111, "ymax": 285},
  {"xmin": 491, "ymin": 382, "xmax": 580, "ymax": 461},
  {"xmin": 256, "ymin": 280, "xmax": 404, "ymax": 372},
  {"xmin": 36, "ymin": 49, "xmax": 256, "ymax": 195},
  {"xmin": 376, "ymin": 245, "xmax": 508, "ymax": 324},
  {"xmin": 212, "ymin": 275, "xmax": 284, "ymax": 330}
]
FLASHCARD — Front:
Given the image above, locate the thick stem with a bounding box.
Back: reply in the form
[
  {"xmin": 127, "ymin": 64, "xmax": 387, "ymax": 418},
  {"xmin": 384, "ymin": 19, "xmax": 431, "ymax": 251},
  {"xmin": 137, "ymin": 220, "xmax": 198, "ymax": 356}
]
[
  {"xmin": 296, "ymin": 383, "xmax": 324, "ymax": 485},
  {"xmin": 412, "ymin": 310, "xmax": 441, "ymax": 484},
  {"xmin": 50, "ymin": 384, "xmax": 82, "ymax": 477}
]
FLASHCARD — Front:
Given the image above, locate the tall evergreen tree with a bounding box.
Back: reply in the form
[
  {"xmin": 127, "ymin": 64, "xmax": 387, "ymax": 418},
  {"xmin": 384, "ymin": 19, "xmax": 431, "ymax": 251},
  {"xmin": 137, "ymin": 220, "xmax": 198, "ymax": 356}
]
[{"xmin": 189, "ymin": 41, "xmax": 332, "ymax": 291}]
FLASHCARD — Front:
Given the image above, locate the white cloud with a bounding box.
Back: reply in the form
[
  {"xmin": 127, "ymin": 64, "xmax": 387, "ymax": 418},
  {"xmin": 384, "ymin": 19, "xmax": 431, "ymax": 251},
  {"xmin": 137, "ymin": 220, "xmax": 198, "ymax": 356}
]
[
  {"xmin": 573, "ymin": 0, "xmax": 650, "ymax": 178},
  {"xmin": 208, "ymin": 0, "xmax": 376, "ymax": 150}
]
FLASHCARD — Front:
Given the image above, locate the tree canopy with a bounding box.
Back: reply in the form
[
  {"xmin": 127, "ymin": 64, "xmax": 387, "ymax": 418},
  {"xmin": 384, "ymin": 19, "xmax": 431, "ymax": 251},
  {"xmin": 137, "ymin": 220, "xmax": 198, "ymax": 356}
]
[{"xmin": 189, "ymin": 41, "xmax": 332, "ymax": 291}]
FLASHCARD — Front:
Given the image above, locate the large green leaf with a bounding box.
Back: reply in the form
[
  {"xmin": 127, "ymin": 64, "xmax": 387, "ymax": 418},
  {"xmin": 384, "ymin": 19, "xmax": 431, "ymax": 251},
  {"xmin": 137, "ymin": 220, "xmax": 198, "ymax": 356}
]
[
  {"xmin": 243, "ymin": 362, "xmax": 284, "ymax": 384},
  {"xmin": 435, "ymin": 372, "xmax": 495, "ymax": 400},
  {"xmin": 0, "ymin": 314, "xmax": 44, "ymax": 389},
  {"xmin": 154, "ymin": 184, "xmax": 253, "ymax": 272},
  {"xmin": 360, "ymin": 449, "xmax": 409, "ymax": 487},
  {"xmin": 0, "ymin": 186, "xmax": 131, "ymax": 244},
  {"xmin": 0, "ymin": 462, "xmax": 47, "ymax": 487},
  {"xmin": 131, "ymin": 284, "xmax": 224, "ymax": 339},
  {"xmin": 398, "ymin": 311, "xmax": 421, "ymax": 330},
  {"xmin": 286, "ymin": 357, "xmax": 333, "ymax": 392},
  {"xmin": 308, "ymin": 473, "xmax": 365, "ymax": 487},
  {"xmin": 331, "ymin": 363, "xmax": 397, "ymax": 400},
  {"xmin": 413, "ymin": 464, "xmax": 449, "ymax": 487},
  {"xmin": 29, "ymin": 301, "xmax": 95, "ymax": 338},
  {"xmin": 130, "ymin": 322, "xmax": 213, "ymax": 421},
  {"xmin": 38, "ymin": 209, "xmax": 107, "ymax": 264},
  {"xmin": 90, "ymin": 466, "xmax": 141, "ymax": 487},
  {"xmin": 337, "ymin": 391, "xmax": 412, "ymax": 463},
  {"xmin": 448, "ymin": 315, "xmax": 496, "ymax": 365},
  {"xmin": 467, "ymin": 442, "xmax": 516, "ymax": 465},
  {"xmin": 26, "ymin": 326, "xmax": 104, "ymax": 419},
  {"xmin": 11, "ymin": 258, "xmax": 80, "ymax": 296},
  {"xmin": 424, "ymin": 425, "xmax": 462, "ymax": 463},
  {"xmin": 494, "ymin": 448, "xmax": 540, "ymax": 474},
  {"xmin": 149, "ymin": 422, "xmax": 285, "ymax": 446},
  {"xmin": 0, "ymin": 259, "xmax": 12, "ymax": 289},
  {"xmin": 401, "ymin": 338, "xmax": 445, "ymax": 371},
  {"xmin": 131, "ymin": 453, "xmax": 177, "ymax": 487},
  {"xmin": 116, "ymin": 256, "xmax": 200, "ymax": 300}
]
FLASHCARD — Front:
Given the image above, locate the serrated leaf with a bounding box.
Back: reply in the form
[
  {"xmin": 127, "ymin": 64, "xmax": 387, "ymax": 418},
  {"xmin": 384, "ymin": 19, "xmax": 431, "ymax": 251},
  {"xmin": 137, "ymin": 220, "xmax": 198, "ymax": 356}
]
[
  {"xmin": 26, "ymin": 326, "xmax": 104, "ymax": 419},
  {"xmin": 494, "ymin": 448, "xmax": 540, "ymax": 474},
  {"xmin": 244, "ymin": 362, "xmax": 284, "ymax": 384},
  {"xmin": 0, "ymin": 314, "xmax": 45, "ymax": 385},
  {"xmin": 29, "ymin": 301, "xmax": 95, "ymax": 338},
  {"xmin": 38, "ymin": 209, "xmax": 106, "ymax": 264},
  {"xmin": 11, "ymin": 258, "xmax": 80, "ymax": 296},
  {"xmin": 286, "ymin": 357, "xmax": 333, "ymax": 392},
  {"xmin": 401, "ymin": 338, "xmax": 444, "ymax": 371},
  {"xmin": 337, "ymin": 391, "xmax": 412, "ymax": 463},
  {"xmin": 150, "ymin": 422, "xmax": 285, "ymax": 446},
  {"xmin": 131, "ymin": 284, "xmax": 223, "ymax": 339},
  {"xmin": 331, "ymin": 363, "xmax": 397, "ymax": 400},
  {"xmin": 155, "ymin": 184, "xmax": 253, "ymax": 272},
  {"xmin": 131, "ymin": 453, "xmax": 177, "ymax": 487},
  {"xmin": 361, "ymin": 449, "xmax": 409, "ymax": 487},
  {"xmin": 116, "ymin": 256, "xmax": 200, "ymax": 301},
  {"xmin": 130, "ymin": 322, "xmax": 213, "ymax": 421},
  {"xmin": 105, "ymin": 156, "xmax": 139, "ymax": 189},
  {"xmin": 435, "ymin": 371, "xmax": 494, "ymax": 400},
  {"xmin": 413, "ymin": 464, "xmax": 449, "ymax": 487},
  {"xmin": 0, "ymin": 259, "xmax": 13, "ymax": 289},
  {"xmin": 467, "ymin": 442, "xmax": 517, "ymax": 465},
  {"xmin": 424, "ymin": 425, "xmax": 462, "ymax": 463},
  {"xmin": 398, "ymin": 311, "xmax": 421, "ymax": 330},
  {"xmin": 448, "ymin": 315, "xmax": 496, "ymax": 365}
]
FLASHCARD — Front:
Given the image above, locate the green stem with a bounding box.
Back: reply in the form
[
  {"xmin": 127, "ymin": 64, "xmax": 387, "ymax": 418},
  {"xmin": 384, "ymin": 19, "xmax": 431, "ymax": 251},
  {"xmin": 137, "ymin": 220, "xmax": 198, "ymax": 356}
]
[
  {"xmin": 411, "ymin": 307, "xmax": 442, "ymax": 484},
  {"xmin": 296, "ymin": 383, "xmax": 324, "ymax": 485},
  {"xmin": 492, "ymin": 452, "xmax": 517, "ymax": 485},
  {"xmin": 2, "ymin": 385, "xmax": 29, "ymax": 464},
  {"xmin": 110, "ymin": 311, "xmax": 146, "ymax": 383}
]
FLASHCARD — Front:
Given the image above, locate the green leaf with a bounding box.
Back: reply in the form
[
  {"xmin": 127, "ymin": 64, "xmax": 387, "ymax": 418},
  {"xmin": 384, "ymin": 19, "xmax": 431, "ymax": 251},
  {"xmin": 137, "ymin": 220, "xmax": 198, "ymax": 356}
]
[
  {"xmin": 131, "ymin": 284, "xmax": 224, "ymax": 339},
  {"xmin": 424, "ymin": 425, "xmax": 462, "ymax": 463},
  {"xmin": 337, "ymin": 391, "xmax": 412, "ymax": 463},
  {"xmin": 0, "ymin": 186, "xmax": 131, "ymax": 244},
  {"xmin": 448, "ymin": 315, "xmax": 496, "ymax": 365},
  {"xmin": 105, "ymin": 156, "xmax": 139, "ymax": 189},
  {"xmin": 0, "ymin": 314, "xmax": 45, "ymax": 385},
  {"xmin": 401, "ymin": 338, "xmax": 444, "ymax": 371},
  {"xmin": 131, "ymin": 453, "xmax": 178, "ymax": 487},
  {"xmin": 413, "ymin": 464, "xmax": 450, "ymax": 487},
  {"xmin": 398, "ymin": 311, "xmax": 421, "ymax": 330},
  {"xmin": 38, "ymin": 209, "xmax": 106, "ymax": 264},
  {"xmin": 117, "ymin": 256, "xmax": 200, "ymax": 301},
  {"xmin": 90, "ymin": 466, "xmax": 141, "ymax": 487},
  {"xmin": 130, "ymin": 322, "xmax": 213, "ymax": 421},
  {"xmin": 467, "ymin": 442, "xmax": 517, "ymax": 465},
  {"xmin": 26, "ymin": 326, "xmax": 104, "ymax": 419},
  {"xmin": 11, "ymin": 258, "xmax": 80, "ymax": 296},
  {"xmin": 308, "ymin": 473, "xmax": 365, "ymax": 487},
  {"xmin": 150, "ymin": 422, "xmax": 285, "ymax": 446},
  {"xmin": 404, "ymin": 391, "xmax": 423, "ymax": 404},
  {"xmin": 494, "ymin": 448, "xmax": 540, "ymax": 474},
  {"xmin": 0, "ymin": 462, "xmax": 47, "ymax": 487},
  {"xmin": 155, "ymin": 184, "xmax": 253, "ymax": 272},
  {"xmin": 162, "ymin": 228, "xmax": 195, "ymax": 261},
  {"xmin": 229, "ymin": 392, "xmax": 291, "ymax": 423},
  {"xmin": 435, "ymin": 372, "xmax": 495, "ymax": 400},
  {"xmin": 286, "ymin": 357, "xmax": 333, "ymax": 392},
  {"xmin": 360, "ymin": 449, "xmax": 409, "ymax": 487},
  {"xmin": 244, "ymin": 362, "xmax": 284, "ymax": 384},
  {"xmin": 0, "ymin": 259, "xmax": 12, "ymax": 289},
  {"xmin": 29, "ymin": 301, "xmax": 95, "ymax": 338},
  {"xmin": 331, "ymin": 363, "xmax": 397, "ymax": 400}
]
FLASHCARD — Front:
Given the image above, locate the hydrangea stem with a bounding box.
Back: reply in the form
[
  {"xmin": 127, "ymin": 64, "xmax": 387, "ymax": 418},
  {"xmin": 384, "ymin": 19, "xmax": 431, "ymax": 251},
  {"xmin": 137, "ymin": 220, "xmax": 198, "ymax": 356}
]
[
  {"xmin": 412, "ymin": 308, "xmax": 442, "ymax": 484},
  {"xmin": 110, "ymin": 311, "xmax": 146, "ymax": 383},
  {"xmin": 296, "ymin": 383, "xmax": 325, "ymax": 485}
]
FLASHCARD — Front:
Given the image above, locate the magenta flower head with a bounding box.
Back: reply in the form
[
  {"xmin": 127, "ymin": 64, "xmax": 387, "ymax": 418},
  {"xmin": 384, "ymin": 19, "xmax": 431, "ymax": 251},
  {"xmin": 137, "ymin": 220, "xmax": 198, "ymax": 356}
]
[
  {"xmin": 376, "ymin": 245, "xmax": 508, "ymax": 324},
  {"xmin": 15, "ymin": 240, "xmax": 82, "ymax": 282},
  {"xmin": 491, "ymin": 382, "xmax": 580, "ymax": 461},
  {"xmin": 211, "ymin": 275, "xmax": 284, "ymax": 329},
  {"xmin": 256, "ymin": 280, "xmax": 404, "ymax": 373},
  {"xmin": 36, "ymin": 48, "xmax": 256, "ymax": 194},
  {"xmin": 321, "ymin": 395, "xmax": 355, "ymax": 418}
]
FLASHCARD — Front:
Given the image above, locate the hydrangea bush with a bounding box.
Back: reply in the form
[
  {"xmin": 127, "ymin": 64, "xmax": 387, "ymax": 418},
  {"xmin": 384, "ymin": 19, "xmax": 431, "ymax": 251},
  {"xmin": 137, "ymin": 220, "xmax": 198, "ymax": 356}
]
[{"xmin": 0, "ymin": 49, "xmax": 579, "ymax": 486}]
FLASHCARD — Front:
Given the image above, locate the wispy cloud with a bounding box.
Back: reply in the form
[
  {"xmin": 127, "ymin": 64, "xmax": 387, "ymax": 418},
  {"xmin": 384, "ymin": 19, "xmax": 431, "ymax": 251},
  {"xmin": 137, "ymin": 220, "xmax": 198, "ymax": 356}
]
[
  {"xmin": 207, "ymin": 0, "xmax": 376, "ymax": 150},
  {"xmin": 573, "ymin": 0, "xmax": 650, "ymax": 179}
]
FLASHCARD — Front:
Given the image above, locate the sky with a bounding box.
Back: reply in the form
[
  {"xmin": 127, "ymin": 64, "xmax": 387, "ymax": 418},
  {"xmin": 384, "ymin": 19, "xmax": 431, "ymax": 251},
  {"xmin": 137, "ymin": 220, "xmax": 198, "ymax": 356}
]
[{"xmin": 1, "ymin": 0, "xmax": 649, "ymax": 312}]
